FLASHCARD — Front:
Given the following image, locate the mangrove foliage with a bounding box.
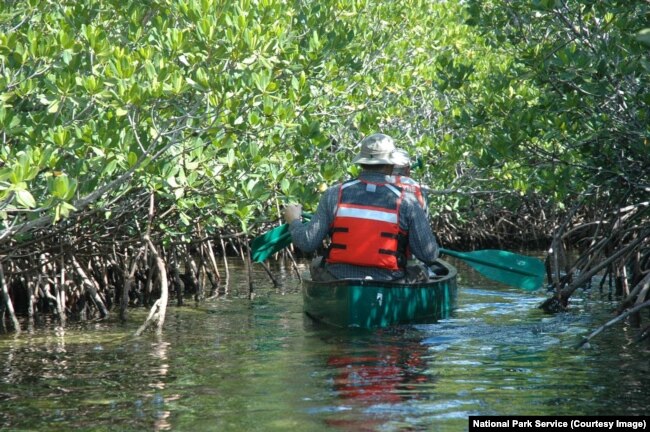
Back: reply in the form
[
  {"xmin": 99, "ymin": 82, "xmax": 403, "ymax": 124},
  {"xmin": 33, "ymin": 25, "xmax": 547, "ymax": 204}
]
[{"xmin": 0, "ymin": 0, "xmax": 648, "ymax": 342}]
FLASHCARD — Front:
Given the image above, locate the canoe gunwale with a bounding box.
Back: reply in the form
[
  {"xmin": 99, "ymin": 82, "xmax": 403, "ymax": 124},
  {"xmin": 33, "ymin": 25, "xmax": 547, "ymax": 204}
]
[{"xmin": 302, "ymin": 258, "xmax": 457, "ymax": 289}]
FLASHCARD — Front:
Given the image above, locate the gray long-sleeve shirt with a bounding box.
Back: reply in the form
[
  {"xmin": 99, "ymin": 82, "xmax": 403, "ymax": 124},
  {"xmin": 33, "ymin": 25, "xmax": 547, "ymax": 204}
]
[{"xmin": 289, "ymin": 171, "xmax": 439, "ymax": 280}]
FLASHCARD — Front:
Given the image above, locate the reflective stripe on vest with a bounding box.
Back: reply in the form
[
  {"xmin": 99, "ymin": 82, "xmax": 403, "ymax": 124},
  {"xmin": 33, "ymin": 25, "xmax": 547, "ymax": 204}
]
[
  {"xmin": 335, "ymin": 206, "xmax": 398, "ymax": 224},
  {"xmin": 326, "ymin": 180, "xmax": 406, "ymax": 270}
]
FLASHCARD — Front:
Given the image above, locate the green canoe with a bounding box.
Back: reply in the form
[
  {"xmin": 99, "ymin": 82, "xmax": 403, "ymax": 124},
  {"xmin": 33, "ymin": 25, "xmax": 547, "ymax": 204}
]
[{"xmin": 302, "ymin": 259, "xmax": 458, "ymax": 329}]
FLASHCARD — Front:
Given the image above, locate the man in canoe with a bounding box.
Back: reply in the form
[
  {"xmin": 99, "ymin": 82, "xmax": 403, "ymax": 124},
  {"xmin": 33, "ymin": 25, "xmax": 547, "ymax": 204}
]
[
  {"xmin": 390, "ymin": 148, "xmax": 428, "ymax": 213},
  {"xmin": 390, "ymin": 148, "xmax": 438, "ymax": 277},
  {"xmin": 283, "ymin": 133, "xmax": 439, "ymax": 282}
]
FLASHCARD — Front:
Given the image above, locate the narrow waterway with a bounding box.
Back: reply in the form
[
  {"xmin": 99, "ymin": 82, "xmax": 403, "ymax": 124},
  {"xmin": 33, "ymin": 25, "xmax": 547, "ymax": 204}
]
[{"xmin": 1, "ymin": 257, "xmax": 648, "ymax": 431}]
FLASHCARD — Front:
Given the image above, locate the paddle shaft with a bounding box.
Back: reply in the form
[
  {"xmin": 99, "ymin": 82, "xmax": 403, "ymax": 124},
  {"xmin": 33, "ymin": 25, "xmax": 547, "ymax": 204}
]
[{"xmin": 259, "ymin": 239, "xmax": 537, "ymax": 278}]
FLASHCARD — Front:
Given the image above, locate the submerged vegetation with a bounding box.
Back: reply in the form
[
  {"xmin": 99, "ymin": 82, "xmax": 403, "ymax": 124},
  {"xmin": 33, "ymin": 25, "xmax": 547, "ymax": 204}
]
[{"xmin": 0, "ymin": 1, "xmax": 648, "ymax": 341}]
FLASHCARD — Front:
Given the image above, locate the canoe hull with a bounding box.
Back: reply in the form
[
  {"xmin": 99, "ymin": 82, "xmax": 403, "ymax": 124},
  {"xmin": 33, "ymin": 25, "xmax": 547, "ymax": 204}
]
[{"xmin": 302, "ymin": 259, "xmax": 458, "ymax": 329}]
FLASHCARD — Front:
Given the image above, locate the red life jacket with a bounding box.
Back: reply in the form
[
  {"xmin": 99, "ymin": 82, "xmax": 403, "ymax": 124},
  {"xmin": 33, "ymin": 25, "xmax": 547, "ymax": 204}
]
[
  {"xmin": 392, "ymin": 175, "xmax": 425, "ymax": 209},
  {"xmin": 326, "ymin": 179, "xmax": 407, "ymax": 270},
  {"xmin": 391, "ymin": 175, "xmax": 427, "ymax": 261}
]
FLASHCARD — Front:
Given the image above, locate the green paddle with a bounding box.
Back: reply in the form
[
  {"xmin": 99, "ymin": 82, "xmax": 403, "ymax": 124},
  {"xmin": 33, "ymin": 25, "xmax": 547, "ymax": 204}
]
[
  {"xmin": 250, "ymin": 213, "xmax": 312, "ymax": 263},
  {"xmin": 439, "ymin": 248, "xmax": 545, "ymax": 291},
  {"xmin": 251, "ymin": 215, "xmax": 545, "ymax": 290},
  {"xmin": 251, "ymin": 226, "xmax": 292, "ymax": 262}
]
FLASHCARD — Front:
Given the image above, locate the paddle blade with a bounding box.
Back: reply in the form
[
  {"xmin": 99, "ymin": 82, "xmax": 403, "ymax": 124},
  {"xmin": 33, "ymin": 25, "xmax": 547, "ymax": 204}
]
[
  {"xmin": 440, "ymin": 248, "xmax": 545, "ymax": 291},
  {"xmin": 250, "ymin": 224, "xmax": 292, "ymax": 262},
  {"xmin": 250, "ymin": 213, "xmax": 312, "ymax": 263}
]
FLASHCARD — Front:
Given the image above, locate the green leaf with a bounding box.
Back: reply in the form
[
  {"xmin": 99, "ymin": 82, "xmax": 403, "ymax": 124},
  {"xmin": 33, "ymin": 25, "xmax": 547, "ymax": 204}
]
[
  {"xmin": 64, "ymin": 178, "xmax": 77, "ymax": 200},
  {"xmin": 637, "ymin": 29, "xmax": 650, "ymax": 46},
  {"xmin": 48, "ymin": 100, "xmax": 60, "ymax": 113},
  {"xmin": 179, "ymin": 212, "xmax": 191, "ymax": 226},
  {"xmin": 15, "ymin": 189, "xmax": 36, "ymax": 208},
  {"xmin": 53, "ymin": 202, "xmax": 77, "ymax": 222},
  {"xmin": 226, "ymin": 148, "xmax": 235, "ymax": 167},
  {"xmin": 280, "ymin": 178, "xmax": 290, "ymax": 193},
  {"xmin": 128, "ymin": 151, "xmax": 138, "ymax": 167},
  {"xmin": 52, "ymin": 175, "xmax": 69, "ymax": 198},
  {"xmin": 0, "ymin": 168, "xmax": 11, "ymax": 182}
]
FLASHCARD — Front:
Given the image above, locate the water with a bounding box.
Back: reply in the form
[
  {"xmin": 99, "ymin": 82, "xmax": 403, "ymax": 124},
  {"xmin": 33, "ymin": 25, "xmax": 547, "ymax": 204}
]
[{"xmin": 1, "ymin": 258, "xmax": 649, "ymax": 431}]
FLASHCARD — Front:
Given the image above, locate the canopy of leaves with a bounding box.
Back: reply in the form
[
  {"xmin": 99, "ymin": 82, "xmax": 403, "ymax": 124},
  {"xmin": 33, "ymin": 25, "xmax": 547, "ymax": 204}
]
[{"xmin": 1, "ymin": 0, "xmax": 648, "ymax": 253}]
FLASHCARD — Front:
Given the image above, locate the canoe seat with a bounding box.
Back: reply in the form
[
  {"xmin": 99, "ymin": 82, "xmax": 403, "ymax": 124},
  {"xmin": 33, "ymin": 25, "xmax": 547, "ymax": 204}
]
[{"xmin": 428, "ymin": 261, "xmax": 450, "ymax": 277}]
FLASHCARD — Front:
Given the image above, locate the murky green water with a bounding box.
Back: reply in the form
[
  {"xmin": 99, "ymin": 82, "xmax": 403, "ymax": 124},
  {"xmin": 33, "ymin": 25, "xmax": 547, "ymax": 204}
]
[{"xmin": 1, "ymin": 258, "xmax": 649, "ymax": 431}]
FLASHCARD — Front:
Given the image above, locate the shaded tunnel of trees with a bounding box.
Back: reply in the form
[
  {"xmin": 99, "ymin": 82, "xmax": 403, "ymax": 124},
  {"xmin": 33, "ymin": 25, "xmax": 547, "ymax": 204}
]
[{"xmin": 1, "ymin": 0, "xmax": 648, "ymax": 343}]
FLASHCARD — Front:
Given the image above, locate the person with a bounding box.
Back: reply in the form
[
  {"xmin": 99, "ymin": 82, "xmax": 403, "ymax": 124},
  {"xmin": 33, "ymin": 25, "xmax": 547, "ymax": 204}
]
[
  {"xmin": 283, "ymin": 133, "xmax": 439, "ymax": 282},
  {"xmin": 390, "ymin": 148, "xmax": 436, "ymax": 276},
  {"xmin": 390, "ymin": 148, "xmax": 427, "ymax": 212}
]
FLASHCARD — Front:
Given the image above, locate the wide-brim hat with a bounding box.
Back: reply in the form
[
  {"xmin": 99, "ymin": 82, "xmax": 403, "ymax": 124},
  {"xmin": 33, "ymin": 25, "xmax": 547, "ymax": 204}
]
[
  {"xmin": 390, "ymin": 148, "xmax": 411, "ymax": 167},
  {"xmin": 352, "ymin": 133, "xmax": 396, "ymax": 165}
]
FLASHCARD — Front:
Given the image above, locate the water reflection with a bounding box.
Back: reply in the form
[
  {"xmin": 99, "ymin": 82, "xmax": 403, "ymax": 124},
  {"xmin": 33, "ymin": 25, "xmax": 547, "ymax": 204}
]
[
  {"xmin": 0, "ymin": 320, "xmax": 179, "ymax": 431},
  {"xmin": 150, "ymin": 336, "xmax": 172, "ymax": 431},
  {"xmin": 310, "ymin": 326, "xmax": 435, "ymax": 431}
]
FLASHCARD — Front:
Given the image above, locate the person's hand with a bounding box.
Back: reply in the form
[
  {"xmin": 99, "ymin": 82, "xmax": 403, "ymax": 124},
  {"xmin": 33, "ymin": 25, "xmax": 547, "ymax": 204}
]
[{"xmin": 283, "ymin": 204, "xmax": 302, "ymax": 224}]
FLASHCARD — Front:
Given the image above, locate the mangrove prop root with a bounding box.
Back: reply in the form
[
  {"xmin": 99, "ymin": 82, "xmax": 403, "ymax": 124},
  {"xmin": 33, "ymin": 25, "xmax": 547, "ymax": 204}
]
[
  {"xmin": 259, "ymin": 261, "xmax": 280, "ymax": 287},
  {"xmin": 134, "ymin": 237, "xmax": 169, "ymax": 336},
  {"xmin": 71, "ymin": 255, "xmax": 109, "ymax": 318},
  {"xmin": 0, "ymin": 262, "xmax": 21, "ymax": 332},
  {"xmin": 576, "ymin": 299, "xmax": 650, "ymax": 349},
  {"xmin": 121, "ymin": 247, "xmax": 143, "ymax": 322}
]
